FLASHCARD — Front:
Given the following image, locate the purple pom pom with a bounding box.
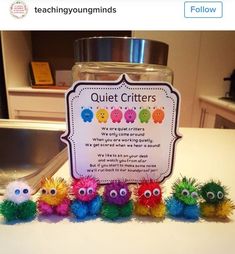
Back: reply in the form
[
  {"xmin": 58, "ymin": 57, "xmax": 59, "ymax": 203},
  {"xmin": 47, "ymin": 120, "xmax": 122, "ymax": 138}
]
[{"xmin": 103, "ymin": 180, "xmax": 131, "ymax": 205}]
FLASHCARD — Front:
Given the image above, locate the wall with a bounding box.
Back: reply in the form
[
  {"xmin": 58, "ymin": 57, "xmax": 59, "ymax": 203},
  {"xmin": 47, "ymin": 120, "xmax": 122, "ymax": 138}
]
[
  {"xmin": 1, "ymin": 31, "xmax": 32, "ymax": 88},
  {"xmin": 192, "ymin": 32, "xmax": 235, "ymax": 126},
  {"xmin": 31, "ymin": 31, "xmax": 131, "ymax": 71},
  {"xmin": 133, "ymin": 31, "xmax": 235, "ymax": 127}
]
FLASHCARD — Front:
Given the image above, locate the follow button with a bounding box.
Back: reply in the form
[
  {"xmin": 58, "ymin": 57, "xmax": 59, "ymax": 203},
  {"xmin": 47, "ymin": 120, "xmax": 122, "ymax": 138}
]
[{"xmin": 184, "ymin": 1, "xmax": 223, "ymax": 18}]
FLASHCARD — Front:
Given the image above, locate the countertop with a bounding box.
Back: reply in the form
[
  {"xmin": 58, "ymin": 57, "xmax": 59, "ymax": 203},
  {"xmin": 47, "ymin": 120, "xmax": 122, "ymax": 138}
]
[
  {"xmin": 199, "ymin": 95, "xmax": 235, "ymax": 113},
  {"xmin": 1, "ymin": 128, "xmax": 235, "ymax": 254}
]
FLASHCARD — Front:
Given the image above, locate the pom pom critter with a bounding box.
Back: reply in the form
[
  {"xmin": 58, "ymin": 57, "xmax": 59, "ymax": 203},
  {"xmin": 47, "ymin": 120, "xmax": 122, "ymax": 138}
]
[
  {"xmin": 0, "ymin": 180, "xmax": 36, "ymax": 222},
  {"xmin": 200, "ymin": 180, "xmax": 234, "ymax": 219},
  {"xmin": 101, "ymin": 180, "xmax": 133, "ymax": 220},
  {"xmin": 166, "ymin": 177, "xmax": 200, "ymax": 220},
  {"xmin": 134, "ymin": 179, "xmax": 166, "ymax": 218},
  {"xmin": 70, "ymin": 176, "xmax": 102, "ymax": 219},
  {"xmin": 37, "ymin": 178, "xmax": 70, "ymax": 216}
]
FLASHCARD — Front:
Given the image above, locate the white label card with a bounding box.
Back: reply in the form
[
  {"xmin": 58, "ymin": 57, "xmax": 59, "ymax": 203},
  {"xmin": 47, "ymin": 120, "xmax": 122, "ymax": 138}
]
[{"xmin": 62, "ymin": 74, "xmax": 181, "ymax": 183}]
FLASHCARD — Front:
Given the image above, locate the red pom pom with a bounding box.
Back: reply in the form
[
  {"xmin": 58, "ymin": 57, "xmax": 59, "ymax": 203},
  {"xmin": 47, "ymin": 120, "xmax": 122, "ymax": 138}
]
[{"xmin": 136, "ymin": 179, "xmax": 162, "ymax": 208}]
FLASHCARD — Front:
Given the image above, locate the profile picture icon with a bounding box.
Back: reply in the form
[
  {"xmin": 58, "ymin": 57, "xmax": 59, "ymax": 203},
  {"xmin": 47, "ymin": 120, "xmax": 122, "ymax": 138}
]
[{"xmin": 10, "ymin": 1, "xmax": 28, "ymax": 19}]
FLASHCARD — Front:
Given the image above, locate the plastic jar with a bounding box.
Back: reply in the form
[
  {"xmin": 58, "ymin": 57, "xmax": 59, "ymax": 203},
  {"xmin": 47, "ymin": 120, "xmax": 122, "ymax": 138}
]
[{"xmin": 72, "ymin": 37, "xmax": 173, "ymax": 83}]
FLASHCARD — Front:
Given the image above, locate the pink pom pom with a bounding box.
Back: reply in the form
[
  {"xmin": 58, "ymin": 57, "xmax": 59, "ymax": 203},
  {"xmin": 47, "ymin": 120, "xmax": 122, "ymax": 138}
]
[
  {"xmin": 38, "ymin": 200, "xmax": 54, "ymax": 215},
  {"xmin": 56, "ymin": 198, "xmax": 70, "ymax": 215},
  {"xmin": 72, "ymin": 176, "xmax": 99, "ymax": 202}
]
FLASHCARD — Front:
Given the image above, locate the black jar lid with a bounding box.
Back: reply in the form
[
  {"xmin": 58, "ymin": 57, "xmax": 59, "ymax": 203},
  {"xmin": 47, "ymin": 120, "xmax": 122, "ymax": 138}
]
[{"xmin": 74, "ymin": 37, "xmax": 168, "ymax": 65}]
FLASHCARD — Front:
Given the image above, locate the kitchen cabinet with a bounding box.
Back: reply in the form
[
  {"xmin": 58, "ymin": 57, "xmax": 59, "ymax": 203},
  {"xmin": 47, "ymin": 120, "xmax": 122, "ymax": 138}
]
[
  {"xmin": 8, "ymin": 87, "xmax": 66, "ymax": 120},
  {"xmin": 199, "ymin": 95, "xmax": 235, "ymax": 128}
]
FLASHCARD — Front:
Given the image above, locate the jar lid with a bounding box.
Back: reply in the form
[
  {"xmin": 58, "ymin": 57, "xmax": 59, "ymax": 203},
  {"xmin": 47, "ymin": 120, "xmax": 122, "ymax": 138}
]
[{"xmin": 74, "ymin": 37, "xmax": 168, "ymax": 65}]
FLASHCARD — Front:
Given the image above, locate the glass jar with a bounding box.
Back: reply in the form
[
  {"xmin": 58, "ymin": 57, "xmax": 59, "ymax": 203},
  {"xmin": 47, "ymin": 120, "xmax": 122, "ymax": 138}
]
[{"xmin": 72, "ymin": 37, "xmax": 173, "ymax": 83}]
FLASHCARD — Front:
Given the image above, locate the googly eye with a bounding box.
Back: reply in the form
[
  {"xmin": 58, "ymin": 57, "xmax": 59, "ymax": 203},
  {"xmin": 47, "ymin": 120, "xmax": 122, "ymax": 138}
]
[
  {"xmin": 15, "ymin": 189, "xmax": 20, "ymax": 195},
  {"xmin": 78, "ymin": 188, "xmax": 86, "ymax": 196},
  {"xmin": 144, "ymin": 190, "xmax": 152, "ymax": 198},
  {"xmin": 109, "ymin": 190, "xmax": 118, "ymax": 198},
  {"xmin": 206, "ymin": 191, "xmax": 215, "ymax": 199},
  {"xmin": 23, "ymin": 188, "xmax": 29, "ymax": 194},
  {"xmin": 87, "ymin": 187, "xmax": 93, "ymax": 195},
  {"xmin": 50, "ymin": 188, "xmax": 57, "ymax": 196},
  {"xmin": 41, "ymin": 188, "xmax": 47, "ymax": 195},
  {"xmin": 217, "ymin": 191, "xmax": 224, "ymax": 199},
  {"xmin": 181, "ymin": 189, "xmax": 190, "ymax": 196},
  {"xmin": 191, "ymin": 191, "xmax": 198, "ymax": 198},
  {"xmin": 153, "ymin": 188, "xmax": 160, "ymax": 196},
  {"xmin": 119, "ymin": 188, "xmax": 127, "ymax": 197}
]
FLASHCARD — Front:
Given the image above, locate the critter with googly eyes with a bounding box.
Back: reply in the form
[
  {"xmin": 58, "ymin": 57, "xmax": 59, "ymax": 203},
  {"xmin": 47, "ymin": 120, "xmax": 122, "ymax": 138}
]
[
  {"xmin": 101, "ymin": 180, "xmax": 133, "ymax": 220},
  {"xmin": 200, "ymin": 180, "xmax": 234, "ymax": 219},
  {"xmin": 70, "ymin": 176, "xmax": 102, "ymax": 219},
  {"xmin": 0, "ymin": 180, "xmax": 36, "ymax": 222},
  {"xmin": 134, "ymin": 179, "xmax": 166, "ymax": 218},
  {"xmin": 166, "ymin": 177, "xmax": 200, "ymax": 220},
  {"xmin": 37, "ymin": 178, "xmax": 70, "ymax": 216}
]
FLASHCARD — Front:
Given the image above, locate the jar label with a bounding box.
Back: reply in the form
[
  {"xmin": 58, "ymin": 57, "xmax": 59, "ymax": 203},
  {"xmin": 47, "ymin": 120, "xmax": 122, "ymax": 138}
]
[{"xmin": 61, "ymin": 74, "xmax": 181, "ymax": 183}]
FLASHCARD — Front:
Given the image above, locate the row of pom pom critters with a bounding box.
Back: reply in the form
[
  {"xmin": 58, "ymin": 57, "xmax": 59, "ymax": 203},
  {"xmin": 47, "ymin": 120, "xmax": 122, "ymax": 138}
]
[
  {"xmin": 3, "ymin": 177, "xmax": 231, "ymax": 204},
  {"xmin": 37, "ymin": 177, "xmax": 232, "ymax": 207},
  {"xmin": 1, "ymin": 177, "xmax": 234, "ymax": 221}
]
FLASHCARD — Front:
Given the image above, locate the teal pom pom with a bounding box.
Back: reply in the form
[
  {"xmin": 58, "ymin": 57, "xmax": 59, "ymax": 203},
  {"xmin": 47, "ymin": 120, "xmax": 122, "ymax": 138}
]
[
  {"xmin": 101, "ymin": 203, "xmax": 119, "ymax": 220},
  {"xmin": 88, "ymin": 196, "xmax": 102, "ymax": 215},
  {"xmin": 0, "ymin": 200, "xmax": 18, "ymax": 221},
  {"xmin": 71, "ymin": 196, "xmax": 102, "ymax": 219},
  {"xmin": 166, "ymin": 197, "xmax": 199, "ymax": 220},
  {"xmin": 17, "ymin": 200, "xmax": 37, "ymax": 220},
  {"xmin": 183, "ymin": 205, "xmax": 199, "ymax": 220},
  {"xmin": 119, "ymin": 200, "xmax": 133, "ymax": 217},
  {"xmin": 0, "ymin": 200, "xmax": 36, "ymax": 222},
  {"xmin": 101, "ymin": 201, "xmax": 133, "ymax": 220},
  {"xmin": 71, "ymin": 200, "xmax": 88, "ymax": 219},
  {"xmin": 166, "ymin": 197, "xmax": 184, "ymax": 217}
]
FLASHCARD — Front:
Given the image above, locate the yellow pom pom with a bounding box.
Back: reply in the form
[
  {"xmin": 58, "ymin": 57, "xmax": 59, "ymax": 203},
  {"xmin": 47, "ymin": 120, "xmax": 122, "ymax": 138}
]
[
  {"xmin": 39, "ymin": 178, "xmax": 69, "ymax": 206},
  {"xmin": 200, "ymin": 202, "xmax": 216, "ymax": 217},
  {"xmin": 216, "ymin": 200, "xmax": 234, "ymax": 219},
  {"xmin": 134, "ymin": 202, "xmax": 150, "ymax": 216},
  {"xmin": 150, "ymin": 202, "xmax": 166, "ymax": 218}
]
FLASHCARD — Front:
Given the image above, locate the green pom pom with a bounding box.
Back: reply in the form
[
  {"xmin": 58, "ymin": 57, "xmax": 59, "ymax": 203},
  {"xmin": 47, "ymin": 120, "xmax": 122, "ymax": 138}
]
[
  {"xmin": 0, "ymin": 200, "xmax": 18, "ymax": 221},
  {"xmin": 200, "ymin": 181, "xmax": 226, "ymax": 204},
  {"xmin": 101, "ymin": 203, "xmax": 119, "ymax": 220},
  {"xmin": 17, "ymin": 200, "xmax": 36, "ymax": 220},
  {"xmin": 119, "ymin": 200, "xmax": 133, "ymax": 218},
  {"xmin": 172, "ymin": 177, "xmax": 199, "ymax": 205}
]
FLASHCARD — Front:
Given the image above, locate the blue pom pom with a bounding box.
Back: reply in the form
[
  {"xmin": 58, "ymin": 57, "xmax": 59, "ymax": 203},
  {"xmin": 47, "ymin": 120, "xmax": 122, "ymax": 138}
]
[
  {"xmin": 88, "ymin": 196, "xmax": 102, "ymax": 215},
  {"xmin": 183, "ymin": 205, "xmax": 199, "ymax": 220},
  {"xmin": 166, "ymin": 197, "xmax": 184, "ymax": 217},
  {"xmin": 71, "ymin": 200, "xmax": 88, "ymax": 219}
]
